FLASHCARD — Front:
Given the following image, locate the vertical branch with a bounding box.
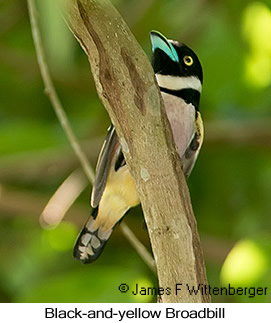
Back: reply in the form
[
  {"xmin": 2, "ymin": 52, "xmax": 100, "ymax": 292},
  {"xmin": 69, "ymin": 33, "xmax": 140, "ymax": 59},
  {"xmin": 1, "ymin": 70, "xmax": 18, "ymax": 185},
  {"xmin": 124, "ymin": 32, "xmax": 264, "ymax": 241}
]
[{"xmin": 27, "ymin": 0, "xmax": 156, "ymax": 274}]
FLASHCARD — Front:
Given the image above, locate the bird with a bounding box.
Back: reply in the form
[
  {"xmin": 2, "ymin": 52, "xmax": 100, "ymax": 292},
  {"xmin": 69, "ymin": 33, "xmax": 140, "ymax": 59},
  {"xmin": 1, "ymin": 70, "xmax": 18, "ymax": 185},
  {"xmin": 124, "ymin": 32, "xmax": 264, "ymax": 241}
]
[{"xmin": 73, "ymin": 31, "xmax": 204, "ymax": 264}]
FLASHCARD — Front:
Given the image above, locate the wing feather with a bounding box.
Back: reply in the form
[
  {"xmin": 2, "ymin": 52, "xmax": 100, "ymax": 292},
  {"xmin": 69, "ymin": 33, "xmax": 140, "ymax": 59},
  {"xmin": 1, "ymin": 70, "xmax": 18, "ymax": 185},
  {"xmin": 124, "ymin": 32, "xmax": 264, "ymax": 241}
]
[
  {"xmin": 91, "ymin": 125, "xmax": 121, "ymax": 208},
  {"xmin": 182, "ymin": 111, "xmax": 204, "ymax": 178}
]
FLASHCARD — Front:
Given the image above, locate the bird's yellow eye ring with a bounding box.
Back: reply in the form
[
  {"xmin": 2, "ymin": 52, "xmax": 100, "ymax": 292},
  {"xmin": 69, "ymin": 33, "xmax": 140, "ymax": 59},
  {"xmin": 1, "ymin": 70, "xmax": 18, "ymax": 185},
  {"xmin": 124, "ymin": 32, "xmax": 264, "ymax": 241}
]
[{"xmin": 183, "ymin": 55, "xmax": 193, "ymax": 66}]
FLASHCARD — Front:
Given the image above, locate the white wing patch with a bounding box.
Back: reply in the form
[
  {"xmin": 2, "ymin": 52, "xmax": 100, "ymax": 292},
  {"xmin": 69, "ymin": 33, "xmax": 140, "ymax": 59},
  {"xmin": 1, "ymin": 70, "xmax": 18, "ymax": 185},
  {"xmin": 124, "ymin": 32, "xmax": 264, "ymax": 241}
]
[
  {"xmin": 98, "ymin": 227, "xmax": 112, "ymax": 240},
  {"xmin": 91, "ymin": 235, "xmax": 101, "ymax": 249},
  {"xmin": 81, "ymin": 233, "xmax": 92, "ymax": 246},
  {"xmin": 86, "ymin": 217, "xmax": 96, "ymax": 232},
  {"xmin": 78, "ymin": 245, "xmax": 94, "ymax": 258},
  {"xmin": 74, "ymin": 214, "xmax": 113, "ymax": 263}
]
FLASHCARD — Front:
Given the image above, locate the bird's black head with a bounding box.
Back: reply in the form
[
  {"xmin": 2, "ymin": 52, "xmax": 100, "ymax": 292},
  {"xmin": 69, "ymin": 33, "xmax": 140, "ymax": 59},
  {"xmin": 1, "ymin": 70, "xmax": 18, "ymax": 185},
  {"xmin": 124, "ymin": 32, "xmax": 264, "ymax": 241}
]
[{"xmin": 150, "ymin": 31, "xmax": 203, "ymax": 84}]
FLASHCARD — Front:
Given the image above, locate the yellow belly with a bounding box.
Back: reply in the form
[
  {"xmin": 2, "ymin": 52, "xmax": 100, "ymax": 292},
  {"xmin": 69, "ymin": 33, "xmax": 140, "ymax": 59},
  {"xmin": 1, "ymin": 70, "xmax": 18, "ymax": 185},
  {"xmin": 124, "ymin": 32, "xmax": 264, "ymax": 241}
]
[{"xmin": 93, "ymin": 165, "xmax": 140, "ymax": 232}]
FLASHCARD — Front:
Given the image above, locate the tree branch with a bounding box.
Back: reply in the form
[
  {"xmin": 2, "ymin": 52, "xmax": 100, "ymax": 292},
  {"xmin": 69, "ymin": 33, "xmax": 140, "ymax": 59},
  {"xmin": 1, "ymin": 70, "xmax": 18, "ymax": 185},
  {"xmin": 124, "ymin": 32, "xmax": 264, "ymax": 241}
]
[
  {"xmin": 27, "ymin": 0, "xmax": 155, "ymax": 274},
  {"xmin": 59, "ymin": 0, "xmax": 210, "ymax": 302}
]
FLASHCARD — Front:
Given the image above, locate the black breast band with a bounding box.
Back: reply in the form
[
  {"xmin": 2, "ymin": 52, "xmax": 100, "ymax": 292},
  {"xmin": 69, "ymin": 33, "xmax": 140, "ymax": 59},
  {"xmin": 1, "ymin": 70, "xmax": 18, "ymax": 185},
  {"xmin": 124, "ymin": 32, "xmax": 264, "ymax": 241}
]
[{"xmin": 159, "ymin": 87, "xmax": 200, "ymax": 111}]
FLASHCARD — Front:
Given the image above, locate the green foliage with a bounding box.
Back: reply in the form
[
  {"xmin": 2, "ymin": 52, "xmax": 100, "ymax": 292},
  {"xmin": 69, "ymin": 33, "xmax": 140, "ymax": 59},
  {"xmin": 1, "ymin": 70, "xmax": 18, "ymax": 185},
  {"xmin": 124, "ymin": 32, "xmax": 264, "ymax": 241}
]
[{"xmin": 0, "ymin": 0, "xmax": 271, "ymax": 303}]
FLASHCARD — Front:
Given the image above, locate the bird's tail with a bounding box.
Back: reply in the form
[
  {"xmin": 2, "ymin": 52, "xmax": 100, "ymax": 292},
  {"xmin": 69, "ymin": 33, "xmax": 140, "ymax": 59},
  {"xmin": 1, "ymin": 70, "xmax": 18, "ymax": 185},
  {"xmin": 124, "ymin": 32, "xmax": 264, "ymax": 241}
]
[{"xmin": 73, "ymin": 207, "xmax": 113, "ymax": 264}]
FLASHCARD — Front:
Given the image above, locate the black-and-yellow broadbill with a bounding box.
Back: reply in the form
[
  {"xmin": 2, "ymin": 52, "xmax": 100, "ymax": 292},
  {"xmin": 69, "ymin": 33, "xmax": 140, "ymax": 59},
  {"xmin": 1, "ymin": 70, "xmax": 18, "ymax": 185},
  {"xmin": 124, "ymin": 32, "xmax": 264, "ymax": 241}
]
[{"xmin": 73, "ymin": 31, "xmax": 204, "ymax": 263}]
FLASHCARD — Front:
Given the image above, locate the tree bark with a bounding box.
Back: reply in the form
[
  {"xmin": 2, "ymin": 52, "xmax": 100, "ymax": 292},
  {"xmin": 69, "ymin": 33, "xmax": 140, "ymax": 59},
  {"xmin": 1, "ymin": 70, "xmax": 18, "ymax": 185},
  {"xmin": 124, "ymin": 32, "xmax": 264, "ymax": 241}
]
[{"xmin": 59, "ymin": 0, "xmax": 210, "ymax": 302}]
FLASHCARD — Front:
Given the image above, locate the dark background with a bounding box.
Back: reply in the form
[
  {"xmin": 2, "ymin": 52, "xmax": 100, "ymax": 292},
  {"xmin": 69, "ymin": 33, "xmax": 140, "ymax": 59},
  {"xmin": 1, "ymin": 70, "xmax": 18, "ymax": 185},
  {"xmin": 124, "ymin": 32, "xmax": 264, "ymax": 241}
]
[{"xmin": 0, "ymin": 0, "xmax": 271, "ymax": 302}]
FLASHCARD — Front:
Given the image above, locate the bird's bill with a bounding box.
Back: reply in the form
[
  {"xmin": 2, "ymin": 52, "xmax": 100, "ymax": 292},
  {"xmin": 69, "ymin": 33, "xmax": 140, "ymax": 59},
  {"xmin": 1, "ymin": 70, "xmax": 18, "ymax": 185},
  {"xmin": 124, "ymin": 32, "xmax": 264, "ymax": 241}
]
[{"xmin": 150, "ymin": 30, "xmax": 179, "ymax": 63}]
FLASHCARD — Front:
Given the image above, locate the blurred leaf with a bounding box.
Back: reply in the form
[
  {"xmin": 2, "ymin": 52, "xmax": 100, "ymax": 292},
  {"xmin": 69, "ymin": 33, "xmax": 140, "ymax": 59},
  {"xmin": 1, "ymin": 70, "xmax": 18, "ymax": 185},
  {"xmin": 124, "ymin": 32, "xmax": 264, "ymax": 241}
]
[
  {"xmin": 221, "ymin": 239, "xmax": 268, "ymax": 286},
  {"xmin": 42, "ymin": 221, "xmax": 78, "ymax": 252},
  {"xmin": 242, "ymin": 2, "xmax": 271, "ymax": 88}
]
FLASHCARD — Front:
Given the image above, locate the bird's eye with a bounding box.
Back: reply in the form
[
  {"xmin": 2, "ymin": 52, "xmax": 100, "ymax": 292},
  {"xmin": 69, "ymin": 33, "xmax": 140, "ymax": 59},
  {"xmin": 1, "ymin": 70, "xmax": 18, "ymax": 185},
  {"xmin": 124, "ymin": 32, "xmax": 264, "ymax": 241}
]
[{"xmin": 183, "ymin": 55, "xmax": 193, "ymax": 66}]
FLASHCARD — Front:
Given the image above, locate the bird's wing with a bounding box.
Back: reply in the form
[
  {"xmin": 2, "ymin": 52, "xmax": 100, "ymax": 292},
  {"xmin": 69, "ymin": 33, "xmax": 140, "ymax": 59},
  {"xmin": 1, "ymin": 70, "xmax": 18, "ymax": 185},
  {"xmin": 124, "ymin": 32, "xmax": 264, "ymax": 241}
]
[
  {"xmin": 182, "ymin": 111, "xmax": 204, "ymax": 178},
  {"xmin": 91, "ymin": 124, "xmax": 122, "ymax": 208}
]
